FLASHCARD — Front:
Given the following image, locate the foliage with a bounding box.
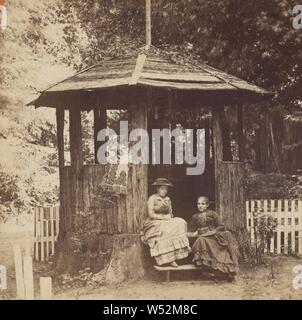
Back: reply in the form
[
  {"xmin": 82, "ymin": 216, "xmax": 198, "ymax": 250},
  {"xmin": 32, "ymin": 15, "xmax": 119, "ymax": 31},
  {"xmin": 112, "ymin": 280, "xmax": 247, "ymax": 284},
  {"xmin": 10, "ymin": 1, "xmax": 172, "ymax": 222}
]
[
  {"xmin": 25, "ymin": 177, "xmax": 59, "ymax": 207},
  {"xmin": 253, "ymin": 212, "xmax": 278, "ymax": 264},
  {"xmin": 0, "ymin": 1, "xmax": 78, "ymax": 213},
  {"xmin": 288, "ymin": 175, "xmax": 302, "ymax": 199},
  {"xmin": 57, "ymin": 269, "xmax": 105, "ymax": 291},
  {"xmin": 246, "ymin": 173, "xmax": 300, "ymax": 199},
  {"xmin": 0, "ymin": 171, "xmax": 21, "ymax": 206},
  {"xmin": 56, "ymin": 0, "xmax": 302, "ymax": 179},
  {"xmin": 57, "ymin": 0, "xmax": 302, "ymax": 109},
  {"xmin": 25, "ymin": 120, "xmax": 57, "ymax": 147}
]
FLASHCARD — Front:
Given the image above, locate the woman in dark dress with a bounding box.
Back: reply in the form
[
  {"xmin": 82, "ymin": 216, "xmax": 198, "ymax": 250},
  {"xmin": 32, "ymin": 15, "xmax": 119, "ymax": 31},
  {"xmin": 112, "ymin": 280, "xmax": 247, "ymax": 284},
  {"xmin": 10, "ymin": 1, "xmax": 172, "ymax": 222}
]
[{"xmin": 189, "ymin": 196, "xmax": 239, "ymax": 280}]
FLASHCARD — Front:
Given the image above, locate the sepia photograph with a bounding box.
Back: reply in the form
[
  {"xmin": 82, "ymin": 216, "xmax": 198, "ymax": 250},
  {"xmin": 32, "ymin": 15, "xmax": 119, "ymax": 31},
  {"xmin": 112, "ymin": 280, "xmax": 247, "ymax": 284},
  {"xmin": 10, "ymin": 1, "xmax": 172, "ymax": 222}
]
[{"xmin": 0, "ymin": 0, "xmax": 302, "ymax": 307}]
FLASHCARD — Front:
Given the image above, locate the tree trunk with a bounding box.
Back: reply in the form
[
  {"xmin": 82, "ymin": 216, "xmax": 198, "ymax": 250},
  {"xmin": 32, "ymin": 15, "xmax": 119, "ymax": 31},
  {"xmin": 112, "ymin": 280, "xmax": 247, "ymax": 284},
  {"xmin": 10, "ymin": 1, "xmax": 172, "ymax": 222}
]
[
  {"xmin": 212, "ymin": 107, "xmax": 251, "ymax": 261},
  {"xmin": 56, "ymin": 108, "xmax": 66, "ymax": 240},
  {"xmin": 94, "ymin": 107, "xmax": 106, "ymax": 164},
  {"xmin": 255, "ymin": 109, "xmax": 282, "ymax": 173},
  {"xmin": 281, "ymin": 117, "xmax": 302, "ymax": 174},
  {"xmin": 55, "ymin": 103, "xmax": 150, "ymax": 283}
]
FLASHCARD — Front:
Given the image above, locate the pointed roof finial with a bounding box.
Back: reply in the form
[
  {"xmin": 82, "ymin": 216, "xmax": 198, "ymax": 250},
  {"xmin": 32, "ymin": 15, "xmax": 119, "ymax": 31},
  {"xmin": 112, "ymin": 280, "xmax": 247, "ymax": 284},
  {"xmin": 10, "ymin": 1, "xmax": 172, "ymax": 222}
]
[{"xmin": 146, "ymin": 0, "xmax": 151, "ymax": 50}]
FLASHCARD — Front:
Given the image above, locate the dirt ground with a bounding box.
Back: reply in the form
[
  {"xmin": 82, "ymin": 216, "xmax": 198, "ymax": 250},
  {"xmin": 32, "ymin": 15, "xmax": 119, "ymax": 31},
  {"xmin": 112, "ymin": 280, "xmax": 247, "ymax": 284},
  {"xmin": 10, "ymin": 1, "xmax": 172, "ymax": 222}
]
[
  {"xmin": 53, "ymin": 256, "xmax": 302, "ymax": 300},
  {"xmin": 1, "ymin": 219, "xmax": 302, "ymax": 300}
]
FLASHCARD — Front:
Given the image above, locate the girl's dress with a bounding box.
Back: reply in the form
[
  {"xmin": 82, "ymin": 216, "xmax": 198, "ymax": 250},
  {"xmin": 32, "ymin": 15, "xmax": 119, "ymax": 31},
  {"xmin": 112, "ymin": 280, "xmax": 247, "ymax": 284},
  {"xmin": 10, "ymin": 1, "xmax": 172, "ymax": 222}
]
[
  {"xmin": 191, "ymin": 210, "xmax": 239, "ymax": 274},
  {"xmin": 142, "ymin": 194, "xmax": 190, "ymax": 265}
]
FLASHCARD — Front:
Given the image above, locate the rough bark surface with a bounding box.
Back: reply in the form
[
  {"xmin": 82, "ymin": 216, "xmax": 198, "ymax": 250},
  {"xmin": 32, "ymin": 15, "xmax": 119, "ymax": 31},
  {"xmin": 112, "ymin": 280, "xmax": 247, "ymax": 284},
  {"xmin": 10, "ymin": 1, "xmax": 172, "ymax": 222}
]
[{"xmin": 54, "ymin": 233, "xmax": 151, "ymax": 284}]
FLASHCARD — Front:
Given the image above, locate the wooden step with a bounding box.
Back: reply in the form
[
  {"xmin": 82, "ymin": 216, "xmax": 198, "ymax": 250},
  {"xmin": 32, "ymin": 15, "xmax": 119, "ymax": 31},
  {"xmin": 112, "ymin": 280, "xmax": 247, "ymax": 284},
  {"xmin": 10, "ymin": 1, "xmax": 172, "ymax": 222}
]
[
  {"xmin": 154, "ymin": 264, "xmax": 200, "ymax": 282},
  {"xmin": 154, "ymin": 264, "xmax": 199, "ymax": 271}
]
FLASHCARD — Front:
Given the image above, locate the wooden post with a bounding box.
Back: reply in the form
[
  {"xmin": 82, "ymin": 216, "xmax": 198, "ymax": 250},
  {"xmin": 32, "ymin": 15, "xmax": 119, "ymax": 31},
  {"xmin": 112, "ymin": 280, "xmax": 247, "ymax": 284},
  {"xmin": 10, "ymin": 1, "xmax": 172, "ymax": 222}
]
[
  {"xmin": 298, "ymin": 200, "xmax": 302, "ymax": 255},
  {"xmin": 69, "ymin": 108, "xmax": 83, "ymax": 169},
  {"xmin": 0, "ymin": 265, "xmax": 7, "ymax": 290},
  {"xmin": 34, "ymin": 208, "xmax": 41, "ymax": 261},
  {"xmin": 50, "ymin": 207, "xmax": 55, "ymax": 255},
  {"xmin": 13, "ymin": 245, "xmax": 25, "ymax": 299},
  {"xmin": 238, "ymin": 104, "xmax": 245, "ymax": 162},
  {"xmin": 55, "ymin": 206, "xmax": 60, "ymax": 240},
  {"xmin": 212, "ymin": 106, "xmax": 249, "ymax": 258},
  {"xmin": 126, "ymin": 105, "xmax": 149, "ymax": 233},
  {"xmin": 56, "ymin": 108, "xmax": 66, "ymax": 238},
  {"xmin": 284, "ymin": 200, "xmax": 289, "ymax": 255},
  {"xmin": 94, "ymin": 107, "xmax": 106, "ymax": 164},
  {"xmin": 40, "ymin": 277, "xmax": 52, "ymax": 300},
  {"xmin": 69, "ymin": 107, "xmax": 83, "ymax": 230},
  {"xmin": 56, "ymin": 108, "xmax": 65, "ymax": 169},
  {"xmin": 212, "ymin": 107, "xmax": 224, "ymax": 209},
  {"xmin": 34, "ymin": 208, "xmax": 37, "ymax": 260},
  {"xmin": 25, "ymin": 234, "xmax": 31, "ymax": 257},
  {"xmin": 203, "ymin": 117, "xmax": 211, "ymax": 196},
  {"xmin": 40, "ymin": 208, "xmax": 45, "ymax": 262},
  {"xmin": 46, "ymin": 210, "xmax": 49, "ymax": 260},
  {"xmin": 146, "ymin": 0, "xmax": 151, "ymax": 49},
  {"xmin": 276, "ymin": 200, "xmax": 282, "ymax": 254},
  {"xmin": 166, "ymin": 270, "xmax": 171, "ymax": 282},
  {"xmin": 23, "ymin": 256, "xmax": 34, "ymax": 300},
  {"xmin": 205, "ymin": 118, "xmax": 210, "ymax": 169}
]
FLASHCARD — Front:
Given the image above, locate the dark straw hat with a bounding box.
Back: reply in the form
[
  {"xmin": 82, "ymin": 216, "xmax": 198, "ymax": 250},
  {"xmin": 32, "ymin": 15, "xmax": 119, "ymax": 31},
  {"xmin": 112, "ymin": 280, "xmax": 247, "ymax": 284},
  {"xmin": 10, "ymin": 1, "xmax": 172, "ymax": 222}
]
[{"xmin": 152, "ymin": 178, "xmax": 173, "ymax": 187}]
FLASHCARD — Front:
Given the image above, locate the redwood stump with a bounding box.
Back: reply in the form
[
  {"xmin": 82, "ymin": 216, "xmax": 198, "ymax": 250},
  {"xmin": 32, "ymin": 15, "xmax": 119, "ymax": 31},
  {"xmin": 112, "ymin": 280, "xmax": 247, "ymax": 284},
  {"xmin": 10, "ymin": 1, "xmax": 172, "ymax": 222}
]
[
  {"xmin": 54, "ymin": 233, "xmax": 152, "ymax": 284},
  {"xmin": 105, "ymin": 234, "xmax": 150, "ymax": 283}
]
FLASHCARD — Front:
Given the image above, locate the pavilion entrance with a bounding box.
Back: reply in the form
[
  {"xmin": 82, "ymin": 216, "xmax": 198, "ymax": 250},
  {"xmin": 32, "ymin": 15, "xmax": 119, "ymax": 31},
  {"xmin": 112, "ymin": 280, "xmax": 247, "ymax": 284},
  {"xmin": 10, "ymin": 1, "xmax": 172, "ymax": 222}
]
[{"xmin": 147, "ymin": 104, "xmax": 215, "ymax": 221}]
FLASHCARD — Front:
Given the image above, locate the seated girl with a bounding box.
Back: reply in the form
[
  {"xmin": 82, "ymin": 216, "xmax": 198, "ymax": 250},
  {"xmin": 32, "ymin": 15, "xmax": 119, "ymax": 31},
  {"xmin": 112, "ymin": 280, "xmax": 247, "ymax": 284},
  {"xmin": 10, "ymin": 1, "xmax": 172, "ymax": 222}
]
[
  {"xmin": 189, "ymin": 196, "xmax": 239, "ymax": 281},
  {"xmin": 141, "ymin": 178, "xmax": 190, "ymax": 267}
]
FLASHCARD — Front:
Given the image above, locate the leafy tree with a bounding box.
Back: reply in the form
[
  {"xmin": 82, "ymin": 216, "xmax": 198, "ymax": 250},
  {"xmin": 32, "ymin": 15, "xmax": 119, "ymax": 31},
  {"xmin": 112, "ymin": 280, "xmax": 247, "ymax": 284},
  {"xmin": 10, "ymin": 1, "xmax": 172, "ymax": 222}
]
[
  {"xmin": 53, "ymin": 0, "xmax": 302, "ymax": 175},
  {"xmin": 55, "ymin": 0, "xmax": 302, "ymax": 108}
]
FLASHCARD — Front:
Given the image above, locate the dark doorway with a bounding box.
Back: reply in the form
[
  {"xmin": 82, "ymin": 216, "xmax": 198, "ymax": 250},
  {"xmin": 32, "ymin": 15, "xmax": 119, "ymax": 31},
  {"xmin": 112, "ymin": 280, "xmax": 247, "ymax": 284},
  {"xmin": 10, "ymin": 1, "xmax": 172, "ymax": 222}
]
[{"xmin": 147, "ymin": 107, "xmax": 215, "ymax": 221}]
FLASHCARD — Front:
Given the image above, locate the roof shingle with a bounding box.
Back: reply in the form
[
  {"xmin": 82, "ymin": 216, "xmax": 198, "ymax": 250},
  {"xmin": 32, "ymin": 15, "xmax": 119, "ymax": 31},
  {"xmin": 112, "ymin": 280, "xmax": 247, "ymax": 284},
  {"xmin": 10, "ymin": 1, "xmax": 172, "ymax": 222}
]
[{"xmin": 28, "ymin": 47, "xmax": 272, "ymax": 108}]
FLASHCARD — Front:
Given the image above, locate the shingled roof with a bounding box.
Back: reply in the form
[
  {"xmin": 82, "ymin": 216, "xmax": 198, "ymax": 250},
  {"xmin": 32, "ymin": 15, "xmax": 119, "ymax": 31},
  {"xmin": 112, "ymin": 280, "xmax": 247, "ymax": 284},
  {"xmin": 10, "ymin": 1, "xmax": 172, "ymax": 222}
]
[{"xmin": 28, "ymin": 47, "xmax": 271, "ymax": 108}]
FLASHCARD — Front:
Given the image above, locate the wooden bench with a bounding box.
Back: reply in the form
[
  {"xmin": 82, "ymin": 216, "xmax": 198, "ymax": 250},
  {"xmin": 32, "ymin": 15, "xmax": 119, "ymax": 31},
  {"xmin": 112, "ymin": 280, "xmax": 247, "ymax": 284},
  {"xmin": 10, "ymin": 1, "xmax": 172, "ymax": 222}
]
[{"xmin": 154, "ymin": 264, "xmax": 200, "ymax": 282}]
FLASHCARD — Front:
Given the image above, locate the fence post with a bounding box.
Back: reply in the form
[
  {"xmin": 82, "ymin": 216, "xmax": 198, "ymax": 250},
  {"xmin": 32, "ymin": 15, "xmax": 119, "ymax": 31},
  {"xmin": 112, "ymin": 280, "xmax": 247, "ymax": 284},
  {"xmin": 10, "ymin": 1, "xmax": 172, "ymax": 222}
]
[
  {"xmin": 0, "ymin": 265, "xmax": 7, "ymax": 290},
  {"xmin": 270, "ymin": 200, "xmax": 275, "ymax": 254},
  {"xmin": 34, "ymin": 208, "xmax": 39, "ymax": 261},
  {"xmin": 291, "ymin": 200, "xmax": 296, "ymax": 254},
  {"xmin": 50, "ymin": 207, "xmax": 55, "ymax": 255},
  {"xmin": 263, "ymin": 200, "xmax": 268, "ymax": 253},
  {"xmin": 246, "ymin": 200, "xmax": 250, "ymax": 234},
  {"xmin": 299, "ymin": 201, "xmax": 302, "ymax": 255},
  {"xmin": 45, "ymin": 208, "xmax": 49, "ymax": 261},
  {"xmin": 40, "ymin": 277, "xmax": 52, "ymax": 300},
  {"xmin": 23, "ymin": 256, "xmax": 34, "ymax": 300},
  {"xmin": 41, "ymin": 208, "xmax": 45, "ymax": 262},
  {"xmin": 25, "ymin": 234, "xmax": 31, "ymax": 257},
  {"xmin": 13, "ymin": 245, "xmax": 25, "ymax": 299},
  {"xmin": 55, "ymin": 206, "xmax": 60, "ymax": 240},
  {"xmin": 250, "ymin": 200, "xmax": 255, "ymax": 244},
  {"xmin": 276, "ymin": 200, "xmax": 282, "ymax": 254}
]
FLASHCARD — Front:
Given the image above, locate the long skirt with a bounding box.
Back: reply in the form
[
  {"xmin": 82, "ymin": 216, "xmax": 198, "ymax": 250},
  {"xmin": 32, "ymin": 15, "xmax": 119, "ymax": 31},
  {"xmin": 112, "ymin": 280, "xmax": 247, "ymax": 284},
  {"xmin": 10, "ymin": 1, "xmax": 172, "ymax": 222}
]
[
  {"xmin": 142, "ymin": 217, "xmax": 190, "ymax": 265},
  {"xmin": 192, "ymin": 231, "xmax": 239, "ymax": 274}
]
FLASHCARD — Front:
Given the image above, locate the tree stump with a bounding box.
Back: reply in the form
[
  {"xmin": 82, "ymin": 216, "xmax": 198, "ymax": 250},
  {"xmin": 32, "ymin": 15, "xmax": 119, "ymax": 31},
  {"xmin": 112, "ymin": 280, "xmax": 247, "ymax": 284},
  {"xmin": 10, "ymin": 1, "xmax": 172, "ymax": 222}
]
[
  {"xmin": 54, "ymin": 233, "xmax": 151, "ymax": 284},
  {"xmin": 104, "ymin": 234, "xmax": 149, "ymax": 283}
]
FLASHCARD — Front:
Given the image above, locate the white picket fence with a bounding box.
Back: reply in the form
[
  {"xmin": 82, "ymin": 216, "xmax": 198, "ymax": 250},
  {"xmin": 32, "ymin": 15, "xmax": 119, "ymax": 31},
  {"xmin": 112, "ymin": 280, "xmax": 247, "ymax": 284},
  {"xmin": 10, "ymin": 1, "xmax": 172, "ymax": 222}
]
[
  {"xmin": 246, "ymin": 199, "xmax": 302, "ymax": 255},
  {"xmin": 34, "ymin": 207, "xmax": 60, "ymax": 262}
]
